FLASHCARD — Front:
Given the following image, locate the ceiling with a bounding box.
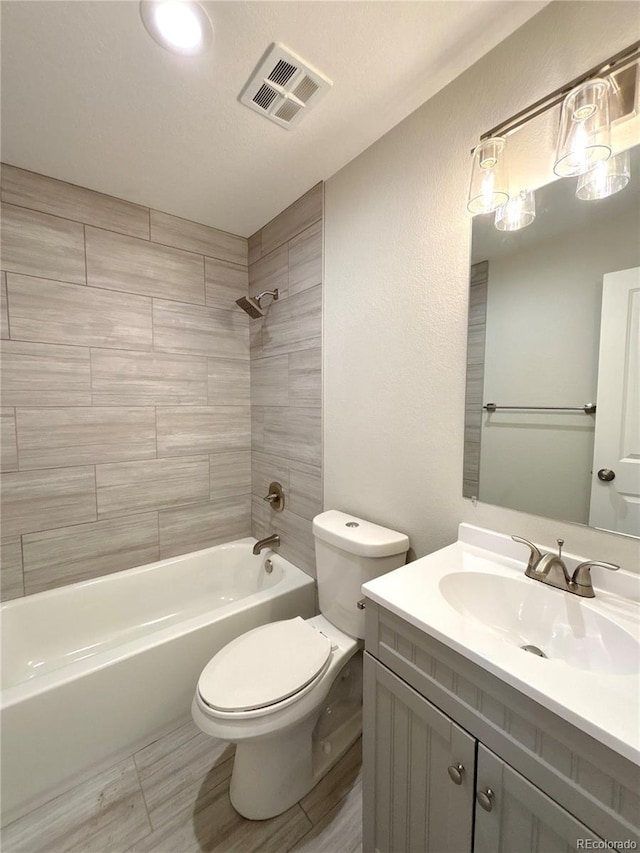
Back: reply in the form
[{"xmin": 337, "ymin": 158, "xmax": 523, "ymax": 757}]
[{"xmin": 1, "ymin": 0, "xmax": 547, "ymax": 237}]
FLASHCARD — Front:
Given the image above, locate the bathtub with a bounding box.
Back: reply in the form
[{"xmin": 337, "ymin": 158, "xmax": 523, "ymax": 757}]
[{"xmin": 0, "ymin": 539, "xmax": 315, "ymax": 826}]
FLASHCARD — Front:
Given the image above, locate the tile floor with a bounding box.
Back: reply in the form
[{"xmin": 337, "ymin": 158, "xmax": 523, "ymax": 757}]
[{"xmin": 1, "ymin": 720, "xmax": 363, "ymax": 853}]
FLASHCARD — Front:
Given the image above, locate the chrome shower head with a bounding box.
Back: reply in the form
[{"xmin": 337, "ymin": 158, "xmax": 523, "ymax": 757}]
[{"xmin": 235, "ymin": 289, "xmax": 279, "ymax": 319}]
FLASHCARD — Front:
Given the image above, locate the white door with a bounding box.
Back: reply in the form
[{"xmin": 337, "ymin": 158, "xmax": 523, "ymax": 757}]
[{"xmin": 589, "ymin": 267, "xmax": 640, "ymax": 535}]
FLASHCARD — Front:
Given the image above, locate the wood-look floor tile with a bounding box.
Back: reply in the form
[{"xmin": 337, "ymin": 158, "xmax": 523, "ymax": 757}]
[
  {"xmin": 156, "ymin": 406, "xmax": 250, "ymax": 457},
  {"xmin": 289, "ymin": 347, "xmax": 321, "ymax": 408},
  {"xmin": 150, "ymin": 210, "xmax": 247, "ymax": 266},
  {"xmin": 0, "ymin": 758, "xmax": 151, "ymax": 853},
  {"xmin": 263, "ymin": 407, "xmax": 321, "ymax": 466},
  {"xmin": 153, "ymin": 299, "xmax": 248, "ymax": 360},
  {"xmin": 22, "ymin": 513, "xmax": 159, "ymax": 594},
  {"xmin": 251, "ymin": 355, "xmax": 289, "ymax": 407},
  {"xmin": 1, "ymin": 341, "xmax": 91, "ymax": 407},
  {"xmin": 249, "ymin": 244, "xmax": 288, "ymax": 300},
  {"xmin": 1, "ymin": 164, "xmax": 150, "ymax": 239},
  {"xmin": 0, "ymin": 203, "xmax": 86, "ymax": 285},
  {"xmin": 288, "ymin": 461, "xmax": 322, "ymax": 522},
  {"xmin": 1, "ymin": 407, "xmax": 18, "ymax": 471},
  {"xmin": 205, "ymin": 257, "xmax": 248, "ymax": 310},
  {"xmin": 158, "ymin": 495, "xmax": 251, "ymax": 559},
  {"xmin": 0, "ymin": 536, "xmax": 24, "ymax": 601},
  {"xmin": 210, "ymin": 451, "xmax": 251, "ymax": 500},
  {"xmin": 288, "ymin": 220, "xmax": 322, "ymax": 296},
  {"xmin": 208, "ymin": 358, "xmax": 250, "ymax": 406},
  {"xmin": 261, "ymin": 183, "xmax": 322, "ymax": 256},
  {"xmin": 90, "ymin": 349, "xmax": 207, "ymax": 406},
  {"xmin": 261, "ymin": 285, "xmax": 321, "ymax": 359},
  {"xmin": 299, "ymin": 738, "xmax": 362, "ymax": 825},
  {"xmin": 292, "ymin": 777, "xmax": 363, "ymax": 853},
  {"xmin": 1, "ymin": 271, "xmax": 9, "ymax": 338}
]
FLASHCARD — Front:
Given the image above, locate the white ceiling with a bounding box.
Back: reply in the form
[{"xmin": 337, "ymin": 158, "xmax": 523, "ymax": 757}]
[{"xmin": 1, "ymin": 0, "xmax": 547, "ymax": 236}]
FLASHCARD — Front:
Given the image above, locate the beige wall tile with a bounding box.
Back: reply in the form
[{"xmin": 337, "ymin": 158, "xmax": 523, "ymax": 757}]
[
  {"xmin": 251, "ymin": 406, "xmax": 264, "ymax": 451},
  {"xmin": 273, "ymin": 508, "xmax": 316, "ymax": 576},
  {"xmin": 156, "ymin": 406, "xmax": 250, "ymax": 457},
  {"xmin": 153, "ymin": 300, "xmax": 249, "ymax": 360},
  {"xmin": 85, "ymin": 226, "xmax": 204, "ymax": 304},
  {"xmin": 7, "ymin": 274, "xmax": 153, "ymax": 350},
  {"xmin": 1, "ymin": 272, "xmax": 9, "ymax": 338},
  {"xmin": 1, "ymin": 341, "xmax": 91, "ymax": 407},
  {"xmin": 264, "ymin": 407, "xmax": 321, "ymax": 466},
  {"xmin": 16, "ymin": 407, "xmax": 157, "ymax": 469},
  {"xmin": 150, "ymin": 210, "xmax": 247, "ymax": 266},
  {"xmin": 0, "ymin": 203, "xmax": 86, "ymax": 284},
  {"xmin": 22, "ymin": 513, "xmax": 159, "ymax": 594},
  {"xmin": 251, "ymin": 355, "xmax": 289, "ymax": 407},
  {"xmin": 204, "ymin": 257, "xmax": 248, "ymax": 310},
  {"xmin": 249, "ymin": 244, "xmax": 288, "ymax": 299},
  {"xmin": 1, "ymin": 164, "xmax": 150, "ymax": 239},
  {"xmin": 261, "ymin": 183, "xmax": 323, "ymax": 256},
  {"xmin": 250, "ymin": 318, "xmax": 263, "ymax": 359},
  {"xmin": 208, "ymin": 358, "xmax": 250, "ymax": 405},
  {"xmin": 288, "ymin": 220, "xmax": 322, "ymax": 296},
  {"xmin": 251, "ymin": 493, "xmax": 270, "ymax": 540},
  {"xmin": 90, "ymin": 349, "xmax": 207, "ymax": 406},
  {"xmin": 0, "ymin": 537, "xmax": 23, "ymax": 600},
  {"xmin": 261, "ymin": 285, "xmax": 321, "ymax": 358},
  {"xmin": 1, "ymin": 466, "xmax": 96, "ymax": 538},
  {"xmin": 1, "ymin": 407, "xmax": 18, "ymax": 471},
  {"xmin": 248, "ymin": 231, "xmax": 262, "ymax": 265},
  {"xmin": 96, "ymin": 456, "xmax": 209, "ymax": 518},
  {"xmin": 288, "ymin": 461, "xmax": 322, "ymax": 522},
  {"xmin": 289, "ymin": 347, "xmax": 321, "ymax": 408},
  {"xmin": 159, "ymin": 495, "xmax": 252, "ymax": 558},
  {"xmin": 251, "ymin": 451, "xmax": 290, "ymax": 499},
  {"xmin": 210, "ymin": 451, "xmax": 251, "ymax": 500}
]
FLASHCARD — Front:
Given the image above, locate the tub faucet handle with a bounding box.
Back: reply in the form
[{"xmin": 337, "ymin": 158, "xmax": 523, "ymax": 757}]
[{"xmin": 262, "ymin": 481, "xmax": 285, "ymax": 512}]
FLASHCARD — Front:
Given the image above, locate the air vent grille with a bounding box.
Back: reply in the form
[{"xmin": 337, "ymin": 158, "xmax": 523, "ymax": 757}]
[{"xmin": 240, "ymin": 43, "xmax": 333, "ymax": 129}]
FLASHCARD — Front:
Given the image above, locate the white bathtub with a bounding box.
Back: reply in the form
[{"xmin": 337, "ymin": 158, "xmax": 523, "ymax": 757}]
[{"xmin": 0, "ymin": 539, "xmax": 315, "ymax": 826}]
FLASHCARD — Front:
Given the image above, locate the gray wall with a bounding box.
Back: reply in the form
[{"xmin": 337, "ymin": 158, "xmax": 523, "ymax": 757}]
[{"xmin": 0, "ymin": 165, "xmax": 252, "ymax": 599}]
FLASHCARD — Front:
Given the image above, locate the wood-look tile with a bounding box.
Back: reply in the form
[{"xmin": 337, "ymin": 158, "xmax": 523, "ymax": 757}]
[
  {"xmin": 0, "ymin": 203, "xmax": 86, "ymax": 285},
  {"xmin": 292, "ymin": 777, "xmax": 363, "ymax": 853},
  {"xmin": 250, "ymin": 317, "xmax": 263, "ymax": 359},
  {"xmin": 262, "ymin": 285, "xmax": 322, "ymax": 358},
  {"xmin": 273, "ymin": 508, "xmax": 316, "ymax": 576},
  {"xmin": 263, "ymin": 407, "xmax": 321, "ymax": 466},
  {"xmin": 289, "ymin": 347, "xmax": 321, "ymax": 408},
  {"xmin": 0, "ymin": 537, "xmax": 24, "ymax": 601},
  {"xmin": 16, "ymin": 407, "xmax": 156, "ymax": 469},
  {"xmin": 96, "ymin": 456, "xmax": 209, "ymax": 519},
  {"xmin": 85, "ymin": 226, "xmax": 204, "ymax": 304},
  {"xmin": 251, "ymin": 451, "xmax": 290, "ymax": 499},
  {"xmin": 466, "ymin": 324, "xmax": 486, "ymax": 366},
  {"xmin": 1, "ymin": 340, "xmax": 91, "ymax": 407},
  {"xmin": 22, "ymin": 513, "xmax": 159, "ymax": 594},
  {"xmin": 159, "ymin": 495, "xmax": 251, "ymax": 558},
  {"xmin": 1, "ymin": 466, "xmax": 96, "ymax": 538},
  {"xmin": 90, "ymin": 349, "xmax": 207, "ymax": 406},
  {"xmin": 469, "ymin": 280, "xmax": 488, "ymax": 326},
  {"xmin": 251, "ymin": 494, "xmax": 270, "ymax": 541},
  {"xmin": 153, "ymin": 299, "xmax": 249, "ymax": 360},
  {"xmin": 156, "ymin": 407, "xmax": 250, "ymax": 457},
  {"xmin": 7, "ymin": 274, "xmax": 153, "ymax": 350},
  {"xmin": 288, "ymin": 461, "xmax": 322, "ymax": 522},
  {"xmin": 251, "ymin": 355, "xmax": 289, "ymax": 407},
  {"xmin": 470, "ymin": 259, "xmax": 489, "ymax": 287},
  {"xmin": 261, "ymin": 183, "xmax": 323, "ymax": 256},
  {"xmin": 1, "ymin": 407, "xmax": 18, "ymax": 471},
  {"xmin": 210, "ymin": 451, "xmax": 251, "ymax": 500},
  {"xmin": 205, "ymin": 257, "xmax": 248, "ymax": 310},
  {"xmin": 0, "ymin": 758, "xmax": 151, "ymax": 853},
  {"xmin": 248, "ymin": 244, "xmax": 288, "ymax": 300},
  {"xmin": 300, "ymin": 738, "xmax": 361, "ymax": 825},
  {"xmin": 1, "ymin": 164, "xmax": 150, "ymax": 239},
  {"xmin": 251, "ymin": 406, "xmax": 264, "ymax": 451},
  {"xmin": 288, "ymin": 220, "xmax": 322, "ymax": 296},
  {"xmin": 248, "ymin": 230, "xmax": 262, "ymax": 265},
  {"xmin": 150, "ymin": 210, "xmax": 247, "ymax": 266},
  {"xmin": 1, "ymin": 271, "xmax": 9, "ymax": 338},
  {"xmin": 208, "ymin": 358, "xmax": 250, "ymax": 405}
]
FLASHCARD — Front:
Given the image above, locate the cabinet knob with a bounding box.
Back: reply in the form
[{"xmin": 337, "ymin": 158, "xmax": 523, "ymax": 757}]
[
  {"xmin": 476, "ymin": 788, "xmax": 494, "ymax": 812},
  {"xmin": 447, "ymin": 763, "xmax": 464, "ymax": 785}
]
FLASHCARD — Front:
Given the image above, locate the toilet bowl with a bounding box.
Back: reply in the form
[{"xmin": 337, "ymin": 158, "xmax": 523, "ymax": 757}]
[{"xmin": 192, "ymin": 510, "xmax": 409, "ymax": 820}]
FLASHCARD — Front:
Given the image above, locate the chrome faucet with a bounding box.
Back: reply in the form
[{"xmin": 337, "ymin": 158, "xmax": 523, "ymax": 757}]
[
  {"xmin": 252, "ymin": 533, "xmax": 280, "ymax": 556},
  {"xmin": 512, "ymin": 536, "xmax": 619, "ymax": 598}
]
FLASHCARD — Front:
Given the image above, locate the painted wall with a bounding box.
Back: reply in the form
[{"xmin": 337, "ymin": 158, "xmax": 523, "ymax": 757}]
[
  {"xmin": 0, "ymin": 165, "xmax": 251, "ymax": 599},
  {"xmin": 324, "ymin": 2, "xmax": 640, "ymax": 569}
]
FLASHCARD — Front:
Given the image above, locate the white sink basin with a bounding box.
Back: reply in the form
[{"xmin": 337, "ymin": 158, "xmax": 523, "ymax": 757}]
[{"xmin": 439, "ymin": 571, "xmax": 639, "ymax": 675}]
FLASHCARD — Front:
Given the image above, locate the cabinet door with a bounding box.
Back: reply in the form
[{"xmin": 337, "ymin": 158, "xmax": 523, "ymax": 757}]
[
  {"xmin": 474, "ymin": 744, "xmax": 601, "ymax": 853},
  {"xmin": 363, "ymin": 653, "xmax": 475, "ymax": 853}
]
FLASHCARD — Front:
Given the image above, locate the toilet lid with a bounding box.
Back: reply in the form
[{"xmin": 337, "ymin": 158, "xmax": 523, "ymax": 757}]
[{"xmin": 198, "ymin": 617, "xmax": 333, "ymax": 712}]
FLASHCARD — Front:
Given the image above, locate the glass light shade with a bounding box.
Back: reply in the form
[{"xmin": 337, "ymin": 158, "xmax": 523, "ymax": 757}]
[
  {"xmin": 576, "ymin": 149, "xmax": 631, "ymax": 200},
  {"xmin": 467, "ymin": 137, "xmax": 509, "ymax": 214},
  {"xmin": 140, "ymin": 1, "xmax": 213, "ymax": 55},
  {"xmin": 494, "ymin": 189, "xmax": 536, "ymax": 231},
  {"xmin": 554, "ymin": 79, "xmax": 612, "ymax": 177}
]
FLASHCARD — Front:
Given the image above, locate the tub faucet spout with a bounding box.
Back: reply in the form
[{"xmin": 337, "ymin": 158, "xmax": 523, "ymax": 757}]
[{"xmin": 253, "ymin": 534, "xmax": 280, "ymax": 555}]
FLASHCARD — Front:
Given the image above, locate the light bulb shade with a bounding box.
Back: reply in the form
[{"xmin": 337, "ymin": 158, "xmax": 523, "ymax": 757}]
[
  {"xmin": 494, "ymin": 189, "xmax": 536, "ymax": 231},
  {"xmin": 576, "ymin": 149, "xmax": 631, "ymax": 200},
  {"xmin": 467, "ymin": 137, "xmax": 509, "ymax": 214},
  {"xmin": 554, "ymin": 79, "xmax": 612, "ymax": 177}
]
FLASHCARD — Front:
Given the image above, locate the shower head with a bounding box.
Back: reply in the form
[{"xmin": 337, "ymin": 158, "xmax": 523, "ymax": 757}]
[{"xmin": 235, "ymin": 289, "xmax": 279, "ymax": 318}]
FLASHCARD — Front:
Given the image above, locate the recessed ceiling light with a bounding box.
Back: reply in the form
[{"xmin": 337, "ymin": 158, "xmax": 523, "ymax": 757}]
[{"xmin": 140, "ymin": 1, "xmax": 213, "ymax": 56}]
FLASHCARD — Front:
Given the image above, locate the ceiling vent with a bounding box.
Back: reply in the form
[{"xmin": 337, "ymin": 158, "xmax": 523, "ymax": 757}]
[{"xmin": 240, "ymin": 43, "xmax": 333, "ymax": 130}]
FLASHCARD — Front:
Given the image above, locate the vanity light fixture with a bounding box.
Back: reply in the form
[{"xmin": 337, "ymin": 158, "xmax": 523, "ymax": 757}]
[
  {"xmin": 466, "ymin": 137, "xmax": 509, "ymax": 214},
  {"xmin": 553, "ymin": 79, "xmax": 612, "ymax": 177},
  {"xmin": 140, "ymin": 1, "xmax": 213, "ymax": 56},
  {"xmin": 494, "ymin": 189, "xmax": 536, "ymax": 231},
  {"xmin": 576, "ymin": 148, "xmax": 631, "ymax": 200}
]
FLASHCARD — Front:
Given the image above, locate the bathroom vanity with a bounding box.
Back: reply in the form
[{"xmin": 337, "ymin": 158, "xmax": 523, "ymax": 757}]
[{"xmin": 362, "ymin": 525, "xmax": 640, "ymax": 853}]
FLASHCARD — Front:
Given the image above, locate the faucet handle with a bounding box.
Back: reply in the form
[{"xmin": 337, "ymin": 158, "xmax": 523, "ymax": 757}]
[
  {"xmin": 571, "ymin": 560, "xmax": 620, "ymax": 593},
  {"xmin": 511, "ymin": 536, "xmax": 543, "ymax": 572}
]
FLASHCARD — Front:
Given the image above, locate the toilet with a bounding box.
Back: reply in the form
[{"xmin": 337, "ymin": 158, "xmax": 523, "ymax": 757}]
[{"xmin": 191, "ymin": 509, "xmax": 409, "ymax": 820}]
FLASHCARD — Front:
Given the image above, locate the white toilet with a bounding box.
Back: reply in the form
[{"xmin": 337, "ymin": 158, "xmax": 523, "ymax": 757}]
[{"xmin": 192, "ymin": 509, "xmax": 409, "ymax": 820}]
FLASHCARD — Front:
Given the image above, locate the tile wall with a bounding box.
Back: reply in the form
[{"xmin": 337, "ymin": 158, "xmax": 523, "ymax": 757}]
[
  {"xmin": 0, "ymin": 165, "xmax": 252, "ymax": 599},
  {"xmin": 248, "ymin": 184, "xmax": 324, "ymax": 575}
]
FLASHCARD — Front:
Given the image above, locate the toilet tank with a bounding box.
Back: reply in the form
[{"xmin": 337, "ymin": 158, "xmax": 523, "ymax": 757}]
[{"xmin": 312, "ymin": 510, "xmax": 410, "ymax": 639}]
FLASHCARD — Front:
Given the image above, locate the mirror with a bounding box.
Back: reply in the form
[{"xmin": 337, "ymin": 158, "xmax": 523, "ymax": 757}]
[{"xmin": 464, "ymin": 144, "xmax": 640, "ymax": 537}]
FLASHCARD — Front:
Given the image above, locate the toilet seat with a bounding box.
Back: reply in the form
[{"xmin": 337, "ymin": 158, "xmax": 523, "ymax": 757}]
[{"xmin": 198, "ymin": 617, "xmax": 333, "ymax": 714}]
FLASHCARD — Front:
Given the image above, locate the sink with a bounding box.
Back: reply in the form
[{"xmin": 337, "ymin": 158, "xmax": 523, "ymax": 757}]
[{"xmin": 439, "ymin": 572, "xmax": 640, "ymax": 675}]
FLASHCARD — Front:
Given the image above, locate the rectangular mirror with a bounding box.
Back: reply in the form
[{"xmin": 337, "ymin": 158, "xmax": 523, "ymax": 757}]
[{"xmin": 464, "ymin": 143, "xmax": 640, "ymax": 538}]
